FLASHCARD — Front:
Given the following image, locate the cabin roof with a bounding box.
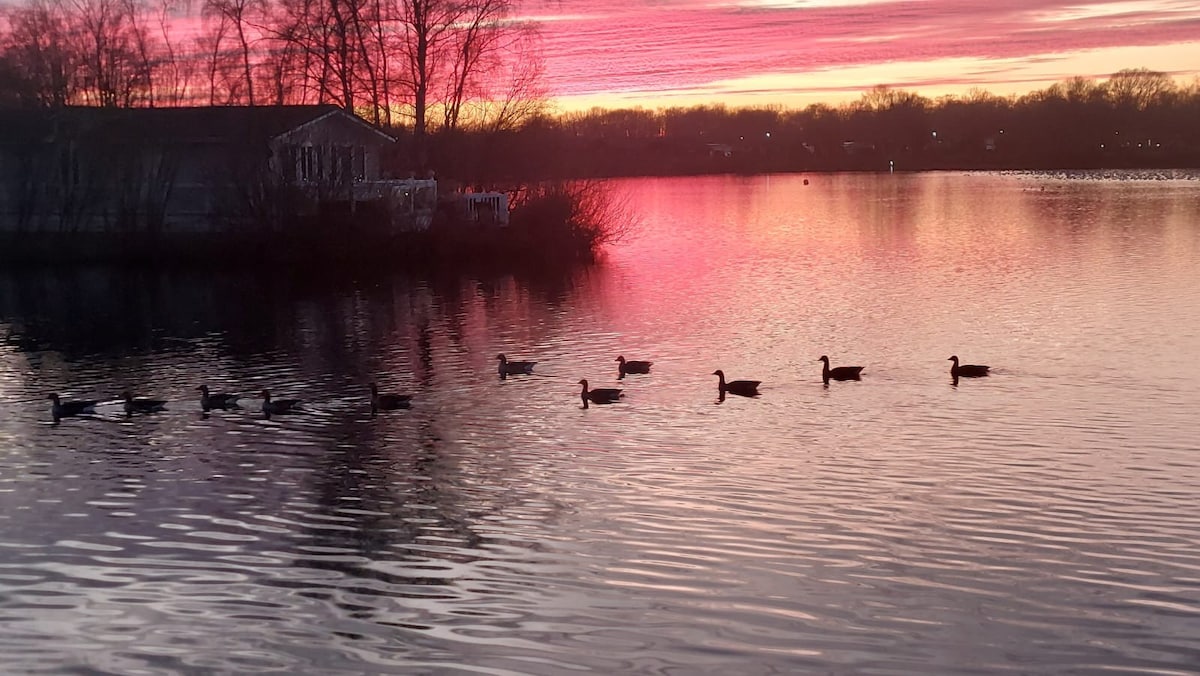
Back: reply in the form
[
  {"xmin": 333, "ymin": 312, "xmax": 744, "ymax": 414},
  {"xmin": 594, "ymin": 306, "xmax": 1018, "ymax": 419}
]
[{"xmin": 0, "ymin": 105, "xmax": 395, "ymax": 145}]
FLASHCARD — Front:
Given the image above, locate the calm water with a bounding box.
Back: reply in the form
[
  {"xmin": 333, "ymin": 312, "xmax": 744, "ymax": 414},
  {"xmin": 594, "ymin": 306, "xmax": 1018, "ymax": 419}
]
[{"xmin": 2, "ymin": 172, "xmax": 1200, "ymax": 674}]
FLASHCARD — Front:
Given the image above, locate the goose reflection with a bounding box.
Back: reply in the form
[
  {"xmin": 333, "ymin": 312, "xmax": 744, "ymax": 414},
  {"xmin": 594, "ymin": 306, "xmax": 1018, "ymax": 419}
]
[
  {"xmin": 497, "ymin": 353, "xmax": 537, "ymax": 378},
  {"xmin": 122, "ymin": 391, "xmax": 168, "ymax": 416},
  {"xmin": 47, "ymin": 393, "xmax": 98, "ymax": 422},
  {"xmin": 198, "ymin": 385, "xmax": 240, "ymax": 412},
  {"xmin": 261, "ymin": 389, "xmax": 302, "ymax": 418},
  {"xmin": 369, "ymin": 382, "xmax": 412, "ymax": 413}
]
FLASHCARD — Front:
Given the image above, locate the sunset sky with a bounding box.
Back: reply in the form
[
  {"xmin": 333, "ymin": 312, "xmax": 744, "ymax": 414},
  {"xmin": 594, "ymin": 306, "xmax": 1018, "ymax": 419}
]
[{"xmin": 518, "ymin": 0, "xmax": 1200, "ymax": 111}]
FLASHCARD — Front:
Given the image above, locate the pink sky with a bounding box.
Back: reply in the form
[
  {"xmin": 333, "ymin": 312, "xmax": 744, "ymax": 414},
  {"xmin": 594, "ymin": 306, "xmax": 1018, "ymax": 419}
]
[{"xmin": 517, "ymin": 0, "xmax": 1200, "ymax": 110}]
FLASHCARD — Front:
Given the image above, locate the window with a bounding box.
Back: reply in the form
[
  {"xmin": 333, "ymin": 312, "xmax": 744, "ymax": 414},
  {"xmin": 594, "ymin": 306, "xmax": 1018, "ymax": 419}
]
[
  {"xmin": 298, "ymin": 145, "xmax": 326, "ymax": 182},
  {"xmin": 299, "ymin": 145, "xmax": 315, "ymax": 181},
  {"xmin": 353, "ymin": 146, "xmax": 366, "ymax": 181},
  {"xmin": 282, "ymin": 145, "xmax": 299, "ymax": 182},
  {"xmin": 332, "ymin": 145, "xmax": 353, "ymax": 184}
]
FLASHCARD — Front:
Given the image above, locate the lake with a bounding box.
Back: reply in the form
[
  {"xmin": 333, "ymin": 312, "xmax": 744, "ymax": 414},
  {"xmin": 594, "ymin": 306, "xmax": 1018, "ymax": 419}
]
[{"xmin": 2, "ymin": 172, "xmax": 1199, "ymax": 674}]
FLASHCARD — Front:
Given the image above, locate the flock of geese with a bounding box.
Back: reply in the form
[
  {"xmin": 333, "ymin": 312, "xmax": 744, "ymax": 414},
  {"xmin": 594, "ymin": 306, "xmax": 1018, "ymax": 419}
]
[
  {"xmin": 592, "ymin": 355, "xmax": 988, "ymax": 405},
  {"xmin": 46, "ymin": 354, "xmax": 990, "ymax": 421}
]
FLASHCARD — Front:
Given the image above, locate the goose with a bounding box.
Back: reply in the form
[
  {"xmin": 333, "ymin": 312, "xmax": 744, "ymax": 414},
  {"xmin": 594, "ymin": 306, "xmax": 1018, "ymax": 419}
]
[
  {"xmin": 198, "ymin": 385, "xmax": 240, "ymax": 411},
  {"xmin": 579, "ymin": 379, "xmax": 623, "ymax": 406},
  {"xmin": 122, "ymin": 391, "xmax": 167, "ymax": 415},
  {"xmin": 48, "ymin": 393, "xmax": 98, "ymax": 421},
  {"xmin": 616, "ymin": 356, "xmax": 652, "ymax": 377},
  {"xmin": 370, "ymin": 382, "xmax": 412, "ymax": 412},
  {"xmin": 713, "ymin": 370, "xmax": 760, "ymax": 397},
  {"xmin": 261, "ymin": 389, "xmax": 301, "ymax": 417},
  {"xmin": 948, "ymin": 355, "xmax": 989, "ymax": 378},
  {"xmin": 497, "ymin": 353, "xmax": 536, "ymax": 376},
  {"xmin": 818, "ymin": 356, "xmax": 864, "ymax": 382}
]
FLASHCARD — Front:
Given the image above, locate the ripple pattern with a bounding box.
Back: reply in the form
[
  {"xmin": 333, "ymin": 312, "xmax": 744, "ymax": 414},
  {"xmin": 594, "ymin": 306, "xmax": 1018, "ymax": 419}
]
[{"xmin": 1, "ymin": 173, "xmax": 1199, "ymax": 674}]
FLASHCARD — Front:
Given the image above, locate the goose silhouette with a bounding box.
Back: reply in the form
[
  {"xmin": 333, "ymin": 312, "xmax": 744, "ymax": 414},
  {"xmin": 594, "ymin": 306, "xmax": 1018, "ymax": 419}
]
[
  {"xmin": 713, "ymin": 370, "xmax": 760, "ymax": 397},
  {"xmin": 370, "ymin": 382, "xmax": 412, "ymax": 412},
  {"xmin": 818, "ymin": 356, "xmax": 864, "ymax": 382},
  {"xmin": 616, "ymin": 356, "xmax": 652, "ymax": 378},
  {"xmin": 497, "ymin": 354, "xmax": 537, "ymax": 376},
  {"xmin": 948, "ymin": 356, "xmax": 989, "ymax": 378},
  {"xmin": 261, "ymin": 389, "xmax": 302, "ymax": 417},
  {"xmin": 48, "ymin": 393, "xmax": 98, "ymax": 421},
  {"xmin": 198, "ymin": 385, "xmax": 240, "ymax": 411},
  {"xmin": 580, "ymin": 379, "xmax": 623, "ymax": 406},
  {"xmin": 122, "ymin": 391, "xmax": 167, "ymax": 415}
]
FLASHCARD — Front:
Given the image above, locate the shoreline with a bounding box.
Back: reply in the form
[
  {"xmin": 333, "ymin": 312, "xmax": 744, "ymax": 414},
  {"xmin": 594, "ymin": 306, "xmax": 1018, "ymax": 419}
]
[
  {"xmin": 0, "ymin": 226, "xmax": 596, "ymax": 271},
  {"xmin": 4, "ymin": 167, "xmax": 1195, "ymax": 269}
]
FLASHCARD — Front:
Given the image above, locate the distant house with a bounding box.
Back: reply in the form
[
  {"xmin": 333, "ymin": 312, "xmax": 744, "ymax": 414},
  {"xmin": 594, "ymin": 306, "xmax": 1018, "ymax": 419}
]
[
  {"xmin": 706, "ymin": 143, "xmax": 733, "ymax": 158},
  {"xmin": 0, "ymin": 105, "xmax": 434, "ymax": 234},
  {"xmin": 841, "ymin": 141, "xmax": 876, "ymax": 155}
]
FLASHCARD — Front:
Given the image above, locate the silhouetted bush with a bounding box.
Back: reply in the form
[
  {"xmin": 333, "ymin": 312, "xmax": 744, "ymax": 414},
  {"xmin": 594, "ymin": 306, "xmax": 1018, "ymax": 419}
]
[{"xmin": 506, "ymin": 180, "xmax": 634, "ymax": 262}]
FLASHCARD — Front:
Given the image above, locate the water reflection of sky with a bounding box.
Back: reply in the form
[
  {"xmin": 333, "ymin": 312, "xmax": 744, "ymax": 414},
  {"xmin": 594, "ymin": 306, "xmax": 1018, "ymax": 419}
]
[{"xmin": 1, "ymin": 172, "xmax": 1199, "ymax": 673}]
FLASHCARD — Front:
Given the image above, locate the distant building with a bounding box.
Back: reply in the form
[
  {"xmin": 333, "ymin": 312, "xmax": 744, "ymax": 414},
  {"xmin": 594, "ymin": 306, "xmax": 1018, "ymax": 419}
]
[
  {"xmin": 706, "ymin": 143, "xmax": 733, "ymax": 158},
  {"xmin": 0, "ymin": 105, "xmax": 435, "ymax": 234},
  {"xmin": 841, "ymin": 141, "xmax": 876, "ymax": 155}
]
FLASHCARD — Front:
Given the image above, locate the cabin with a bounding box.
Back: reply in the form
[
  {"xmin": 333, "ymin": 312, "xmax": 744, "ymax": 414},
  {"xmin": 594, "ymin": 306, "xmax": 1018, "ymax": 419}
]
[{"xmin": 0, "ymin": 105, "xmax": 433, "ymax": 234}]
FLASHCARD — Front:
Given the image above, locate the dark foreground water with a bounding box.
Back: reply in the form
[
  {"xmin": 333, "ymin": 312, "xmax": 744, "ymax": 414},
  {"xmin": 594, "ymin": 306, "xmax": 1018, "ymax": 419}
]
[{"xmin": 2, "ymin": 172, "xmax": 1199, "ymax": 674}]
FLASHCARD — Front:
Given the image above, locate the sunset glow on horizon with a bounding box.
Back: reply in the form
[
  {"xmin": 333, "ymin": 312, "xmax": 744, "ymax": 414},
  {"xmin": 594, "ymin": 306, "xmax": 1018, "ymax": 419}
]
[{"xmin": 519, "ymin": 0, "xmax": 1200, "ymax": 111}]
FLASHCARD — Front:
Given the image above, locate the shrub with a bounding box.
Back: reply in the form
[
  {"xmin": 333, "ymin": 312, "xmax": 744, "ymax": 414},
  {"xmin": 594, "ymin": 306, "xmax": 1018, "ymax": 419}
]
[{"xmin": 507, "ymin": 179, "xmax": 635, "ymax": 261}]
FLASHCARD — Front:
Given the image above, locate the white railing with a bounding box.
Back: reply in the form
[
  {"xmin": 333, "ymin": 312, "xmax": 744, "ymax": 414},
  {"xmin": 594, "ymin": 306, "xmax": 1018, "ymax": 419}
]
[
  {"xmin": 462, "ymin": 192, "xmax": 509, "ymax": 226},
  {"xmin": 356, "ymin": 178, "xmax": 437, "ymax": 230}
]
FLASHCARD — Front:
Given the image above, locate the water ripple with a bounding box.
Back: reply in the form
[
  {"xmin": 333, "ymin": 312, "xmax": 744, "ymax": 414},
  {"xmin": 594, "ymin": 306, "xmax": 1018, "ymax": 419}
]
[{"xmin": 1, "ymin": 174, "xmax": 1199, "ymax": 673}]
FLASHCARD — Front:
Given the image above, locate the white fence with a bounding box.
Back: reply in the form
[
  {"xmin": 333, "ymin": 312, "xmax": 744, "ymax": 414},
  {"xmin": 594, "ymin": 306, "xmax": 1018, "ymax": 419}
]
[{"xmin": 462, "ymin": 192, "xmax": 510, "ymax": 226}]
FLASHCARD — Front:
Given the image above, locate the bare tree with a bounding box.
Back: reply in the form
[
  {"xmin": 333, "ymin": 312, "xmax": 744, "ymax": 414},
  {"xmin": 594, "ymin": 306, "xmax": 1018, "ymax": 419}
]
[
  {"xmin": 857, "ymin": 84, "xmax": 928, "ymax": 112},
  {"xmin": 265, "ymin": 0, "xmax": 348, "ymax": 107},
  {"xmin": 360, "ymin": 0, "xmax": 391, "ymax": 124},
  {"xmin": 471, "ymin": 24, "xmax": 547, "ymax": 133},
  {"xmin": 393, "ymin": 0, "xmax": 463, "ymax": 155},
  {"xmin": 258, "ymin": 30, "xmax": 308, "ymax": 105},
  {"xmin": 1107, "ymin": 68, "xmax": 1176, "ymax": 109},
  {"xmin": 203, "ymin": 0, "xmax": 261, "ymax": 104},
  {"xmin": 0, "ymin": 0, "xmax": 547, "ymax": 132},
  {"xmin": 2, "ymin": 0, "xmax": 79, "ymax": 106},
  {"xmin": 121, "ymin": 0, "xmax": 159, "ymax": 105},
  {"xmin": 197, "ymin": 17, "xmax": 229, "ymax": 104},
  {"xmin": 438, "ymin": 0, "xmax": 506, "ymax": 131},
  {"xmin": 153, "ymin": 0, "xmax": 196, "ymax": 105},
  {"xmin": 69, "ymin": 0, "xmax": 140, "ymax": 106}
]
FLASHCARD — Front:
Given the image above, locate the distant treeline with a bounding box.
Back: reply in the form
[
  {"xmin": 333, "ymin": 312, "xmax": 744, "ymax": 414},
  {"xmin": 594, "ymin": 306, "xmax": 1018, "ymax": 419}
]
[{"xmin": 426, "ymin": 69, "xmax": 1200, "ymax": 183}]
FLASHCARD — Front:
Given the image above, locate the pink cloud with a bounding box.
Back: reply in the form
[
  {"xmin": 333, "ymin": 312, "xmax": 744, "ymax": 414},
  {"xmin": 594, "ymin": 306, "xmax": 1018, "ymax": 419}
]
[{"xmin": 519, "ymin": 0, "xmax": 1200, "ymax": 105}]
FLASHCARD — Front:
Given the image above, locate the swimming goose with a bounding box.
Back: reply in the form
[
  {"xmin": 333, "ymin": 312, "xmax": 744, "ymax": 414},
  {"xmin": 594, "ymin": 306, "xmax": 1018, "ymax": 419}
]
[
  {"xmin": 370, "ymin": 382, "xmax": 412, "ymax": 411},
  {"xmin": 579, "ymin": 379, "xmax": 623, "ymax": 406},
  {"xmin": 261, "ymin": 389, "xmax": 301, "ymax": 416},
  {"xmin": 616, "ymin": 356, "xmax": 652, "ymax": 377},
  {"xmin": 48, "ymin": 393, "xmax": 98, "ymax": 421},
  {"xmin": 818, "ymin": 356, "xmax": 864, "ymax": 382},
  {"xmin": 948, "ymin": 356, "xmax": 990, "ymax": 378},
  {"xmin": 497, "ymin": 354, "xmax": 536, "ymax": 376},
  {"xmin": 713, "ymin": 370, "xmax": 761, "ymax": 396},
  {"xmin": 198, "ymin": 385, "xmax": 240, "ymax": 411},
  {"xmin": 122, "ymin": 391, "xmax": 167, "ymax": 415}
]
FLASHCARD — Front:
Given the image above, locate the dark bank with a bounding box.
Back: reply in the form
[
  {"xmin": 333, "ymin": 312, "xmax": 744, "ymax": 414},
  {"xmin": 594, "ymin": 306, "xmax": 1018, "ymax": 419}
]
[{"xmin": 0, "ymin": 106, "xmax": 625, "ymax": 269}]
